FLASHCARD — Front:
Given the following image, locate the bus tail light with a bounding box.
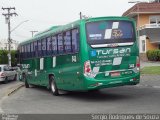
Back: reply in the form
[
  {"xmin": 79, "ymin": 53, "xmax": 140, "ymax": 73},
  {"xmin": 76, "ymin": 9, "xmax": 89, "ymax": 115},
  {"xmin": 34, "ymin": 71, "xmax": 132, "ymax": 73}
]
[
  {"xmin": 136, "ymin": 57, "xmax": 140, "ymax": 71},
  {"xmin": 84, "ymin": 60, "xmax": 91, "ymax": 76}
]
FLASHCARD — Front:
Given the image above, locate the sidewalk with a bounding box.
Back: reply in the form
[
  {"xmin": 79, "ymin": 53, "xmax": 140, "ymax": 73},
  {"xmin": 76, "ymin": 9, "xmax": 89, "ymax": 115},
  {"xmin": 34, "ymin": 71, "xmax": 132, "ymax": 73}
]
[
  {"xmin": 140, "ymin": 61, "xmax": 160, "ymax": 68},
  {"xmin": 140, "ymin": 60, "xmax": 160, "ymax": 87}
]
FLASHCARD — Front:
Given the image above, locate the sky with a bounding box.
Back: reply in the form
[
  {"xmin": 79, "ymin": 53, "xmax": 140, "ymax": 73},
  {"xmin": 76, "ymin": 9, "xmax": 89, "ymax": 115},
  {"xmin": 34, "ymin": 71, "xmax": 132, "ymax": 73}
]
[{"xmin": 0, "ymin": 0, "xmax": 136, "ymax": 43}]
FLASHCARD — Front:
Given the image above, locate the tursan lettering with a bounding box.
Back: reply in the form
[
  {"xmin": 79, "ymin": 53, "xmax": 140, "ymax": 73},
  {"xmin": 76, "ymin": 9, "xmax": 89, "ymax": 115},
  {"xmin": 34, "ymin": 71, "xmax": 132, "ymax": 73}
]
[{"xmin": 96, "ymin": 48, "xmax": 131, "ymax": 55}]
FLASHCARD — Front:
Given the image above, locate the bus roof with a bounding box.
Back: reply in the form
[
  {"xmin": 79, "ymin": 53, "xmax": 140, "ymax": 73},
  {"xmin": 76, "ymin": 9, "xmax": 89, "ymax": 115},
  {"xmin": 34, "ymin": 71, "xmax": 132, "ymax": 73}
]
[{"xmin": 19, "ymin": 16, "xmax": 134, "ymax": 46}]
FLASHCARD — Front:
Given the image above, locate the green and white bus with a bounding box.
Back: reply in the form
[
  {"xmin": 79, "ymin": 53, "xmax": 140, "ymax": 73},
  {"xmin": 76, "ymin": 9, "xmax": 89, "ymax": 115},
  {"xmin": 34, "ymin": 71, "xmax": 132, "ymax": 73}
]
[{"xmin": 17, "ymin": 16, "xmax": 140, "ymax": 95}]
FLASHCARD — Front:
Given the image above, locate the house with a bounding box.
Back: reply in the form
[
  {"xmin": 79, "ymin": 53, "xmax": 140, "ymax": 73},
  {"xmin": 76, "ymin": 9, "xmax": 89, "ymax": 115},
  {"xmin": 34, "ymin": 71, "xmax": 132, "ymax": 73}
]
[
  {"xmin": 0, "ymin": 39, "xmax": 19, "ymax": 50},
  {"xmin": 123, "ymin": 0, "xmax": 160, "ymax": 61}
]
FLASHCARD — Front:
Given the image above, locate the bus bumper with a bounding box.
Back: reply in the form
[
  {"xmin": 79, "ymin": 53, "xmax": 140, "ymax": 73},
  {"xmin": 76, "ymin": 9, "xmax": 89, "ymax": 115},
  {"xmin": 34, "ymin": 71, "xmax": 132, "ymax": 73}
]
[{"xmin": 84, "ymin": 73, "xmax": 140, "ymax": 90}]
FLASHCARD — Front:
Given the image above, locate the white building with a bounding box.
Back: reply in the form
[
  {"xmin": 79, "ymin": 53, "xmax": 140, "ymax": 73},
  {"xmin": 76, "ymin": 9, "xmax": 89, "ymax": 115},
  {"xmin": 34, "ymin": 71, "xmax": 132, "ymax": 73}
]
[{"xmin": 0, "ymin": 39, "xmax": 19, "ymax": 50}]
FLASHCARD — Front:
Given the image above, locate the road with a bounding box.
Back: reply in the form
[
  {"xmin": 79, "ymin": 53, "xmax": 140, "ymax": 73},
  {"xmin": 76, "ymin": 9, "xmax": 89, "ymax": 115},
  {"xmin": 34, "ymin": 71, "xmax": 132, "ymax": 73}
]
[
  {"xmin": 1, "ymin": 75, "xmax": 160, "ymax": 114},
  {"xmin": 0, "ymin": 81, "xmax": 23, "ymax": 99},
  {"xmin": 0, "ymin": 81, "xmax": 23, "ymax": 113}
]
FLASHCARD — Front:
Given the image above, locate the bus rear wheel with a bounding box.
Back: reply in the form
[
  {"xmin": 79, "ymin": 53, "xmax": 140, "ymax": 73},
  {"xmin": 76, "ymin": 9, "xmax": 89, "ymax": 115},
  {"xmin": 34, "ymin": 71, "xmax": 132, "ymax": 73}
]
[{"xmin": 50, "ymin": 76, "xmax": 59, "ymax": 96}]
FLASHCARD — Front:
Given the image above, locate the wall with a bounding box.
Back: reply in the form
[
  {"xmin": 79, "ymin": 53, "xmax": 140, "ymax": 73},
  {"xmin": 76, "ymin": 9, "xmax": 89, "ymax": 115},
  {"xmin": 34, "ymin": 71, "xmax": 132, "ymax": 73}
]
[{"xmin": 146, "ymin": 39, "xmax": 159, "ymax": 50}]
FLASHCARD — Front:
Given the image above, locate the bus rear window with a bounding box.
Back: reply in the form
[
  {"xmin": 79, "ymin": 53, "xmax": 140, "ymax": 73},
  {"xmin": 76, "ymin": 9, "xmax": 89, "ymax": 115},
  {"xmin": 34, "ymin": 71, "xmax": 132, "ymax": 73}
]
[{"xmin": 86, "ymin": 21, "xmax": 135, "ymax": 45}]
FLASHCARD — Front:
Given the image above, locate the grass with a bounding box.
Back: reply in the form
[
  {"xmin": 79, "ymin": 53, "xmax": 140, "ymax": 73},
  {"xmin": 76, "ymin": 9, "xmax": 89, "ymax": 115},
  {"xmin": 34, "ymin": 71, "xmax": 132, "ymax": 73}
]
[{"xmin": 141, "ymin": 66, "xmax": 160, "ymax": 75}]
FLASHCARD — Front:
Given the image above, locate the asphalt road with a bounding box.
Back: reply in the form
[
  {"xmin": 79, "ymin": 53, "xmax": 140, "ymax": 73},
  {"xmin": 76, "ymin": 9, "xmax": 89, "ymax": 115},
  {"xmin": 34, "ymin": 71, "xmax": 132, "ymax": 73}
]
[
  {"xmin": 1, "ymin": 75, "xmax": 160, "ymax": 114},
  {"xmin": 0, "ymin": 81, "xmax": 20, "ymax": 98},
  {"xmin": 0, "ymin": 80, "xmax": 22, "ymax": 113}
]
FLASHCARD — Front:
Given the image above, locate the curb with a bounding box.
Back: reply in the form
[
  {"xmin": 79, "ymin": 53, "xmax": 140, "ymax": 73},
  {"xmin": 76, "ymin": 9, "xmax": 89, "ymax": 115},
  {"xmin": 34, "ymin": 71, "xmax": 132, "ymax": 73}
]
[{"xmin": 6, "ymin": 83, "xmax": 24, "ymax": 96}]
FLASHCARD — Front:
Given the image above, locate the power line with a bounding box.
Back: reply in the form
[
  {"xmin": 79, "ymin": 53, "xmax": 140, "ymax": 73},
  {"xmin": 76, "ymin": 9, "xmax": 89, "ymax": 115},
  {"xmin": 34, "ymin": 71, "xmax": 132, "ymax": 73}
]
[{"xmin": 2, "ymin": 7, "xmax": 18, "ymax": 66}]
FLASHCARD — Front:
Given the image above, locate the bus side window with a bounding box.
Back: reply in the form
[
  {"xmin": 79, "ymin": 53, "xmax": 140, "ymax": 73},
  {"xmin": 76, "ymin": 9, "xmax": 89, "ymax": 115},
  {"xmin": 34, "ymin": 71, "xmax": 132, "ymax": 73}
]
[
  {"xmin": 27, "ymin": 43, "xmax": 30, "ymax": 58},
  {"xmin": 34, "ymin": 41, "xmax": 38, "ymax": 57},
  {"xmin": 58, "ymin": 33, "xmax": 63, "ymax": 54},
  {"xmin": 24, "ymin": 45, "xmax": 27, "ymax": 59},
  {"xmin": 72, "ymin": 29, "xmax": 79, "ymax": 53},
  {"xmin": 21, "ymin": 46, "xmax": 24, "ymax": 60},
  {"xmin": 31, "ymin": 42, "xmax": 34, "ymax": 58},
  {"xmin": 47, "ymin": 37, "xmax": 52, "ymax": 56},
  {"xmin": 38, "ymin": 40, "xmax": 42, "ymax": 57},
  {"xmin": 42, "ymin": 39, "xmax": 47, "ymax": 56},
  {"xmin": 64, "ymin": 31, "xmax": 72, "ymax": 54},
  {"xmin": 52, "ymin": 36, "xmax": 57, "ymax": 55}
]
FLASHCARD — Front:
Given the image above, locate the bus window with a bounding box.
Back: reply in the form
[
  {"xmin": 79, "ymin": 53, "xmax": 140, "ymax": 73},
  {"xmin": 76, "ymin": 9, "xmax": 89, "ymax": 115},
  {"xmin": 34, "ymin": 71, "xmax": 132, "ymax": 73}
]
[
  {"xmin": 51, "ymin": 36, "xmax": 57, "ymax": 55},
  {"xmin": 64, "ymin": 31, "xmax": 71, "ymax": 53},
  {"xmin": 21, "ymin": 45, "xmax": 24, "ymax": 59},
  {"xmin": 38, "ymin": 40, "xmax": 42, "ymax": 57},
  {"xmin": 47, "ymin": 37, "xmax": 52, "ymax": 56},
  {"xmin": 86, "ymin": 21, "xmax": 135, "ymax": 46},
  {"xmin": 72, "ymin": 29, "xmax": 79, "ymax": 53},
  {"xmin": 58, "ymin": 33, "xmax": 63, "ymax": 54},
  {"xmin": 34, "ymin": 41, "xmax": 38, "ymax": 57},
  {"xmin": 24, "ymin": 45, "xmax": 27, "ymax": 59},
  {"xmin": 42, "ymin": 39, "xmax": 46, "ymax": 56},
  {"xmin": 26, "ymin": 43, "xmax": 30, "ymax": 58},
  {"xmin": 31, "ymin": 42, "xmax": 34, "ymax": 58}
]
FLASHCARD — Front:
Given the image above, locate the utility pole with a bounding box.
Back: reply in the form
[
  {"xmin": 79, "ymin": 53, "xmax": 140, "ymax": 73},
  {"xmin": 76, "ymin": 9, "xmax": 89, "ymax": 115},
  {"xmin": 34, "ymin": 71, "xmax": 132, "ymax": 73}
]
[
  {"xmin": 2, "ymin": 7, "xmax": 18, "ymax": 66},
  {"xmin": 30, "ymin": 31, "xmax": 38, "ymax": 37}
]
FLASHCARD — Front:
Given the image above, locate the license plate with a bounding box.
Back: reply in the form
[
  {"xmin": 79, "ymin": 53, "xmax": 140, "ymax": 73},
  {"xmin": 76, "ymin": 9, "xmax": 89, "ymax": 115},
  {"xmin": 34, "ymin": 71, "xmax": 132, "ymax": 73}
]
[{"xmin": 111, "ymin": 72, "xmax": 120, "ymax": 77}]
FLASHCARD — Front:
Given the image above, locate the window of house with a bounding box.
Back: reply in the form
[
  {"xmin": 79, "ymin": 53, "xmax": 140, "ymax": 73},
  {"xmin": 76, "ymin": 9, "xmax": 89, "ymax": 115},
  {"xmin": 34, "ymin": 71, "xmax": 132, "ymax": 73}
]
[
  {"xmin": 52, "ymin": 36, "xmax": 57, "ymax": 55},
  {"xmin": 64, "ymin": 31, "xmax": 72, "ymax": 53},
  {"xmin": 150, "ymin": 16, "xmax": 160, "ymax": 24},
  {"xmin": 72, "ymin": 29, "xmax": 79, "ymax": 53},
  {"xmin": 47, "ymin": 37, "xmax": 52, "ymax": 55},
  {"xmin": 58, "ymin": 33, "xmax": 64, "ymax": 54},
  {"xmin": 142, "ymin": 40, "xmax": 146, "ymax": 52},
  {"xmin": 140, "ymin": 39, "xmax": 146, "ymax": 53}
]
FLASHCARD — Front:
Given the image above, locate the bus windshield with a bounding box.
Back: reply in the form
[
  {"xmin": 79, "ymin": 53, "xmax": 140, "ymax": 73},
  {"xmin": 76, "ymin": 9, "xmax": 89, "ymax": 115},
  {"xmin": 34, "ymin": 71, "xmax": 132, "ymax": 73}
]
[{"xmin": 86, "ymin": 21, "xmax": 135, "ymax": 46}]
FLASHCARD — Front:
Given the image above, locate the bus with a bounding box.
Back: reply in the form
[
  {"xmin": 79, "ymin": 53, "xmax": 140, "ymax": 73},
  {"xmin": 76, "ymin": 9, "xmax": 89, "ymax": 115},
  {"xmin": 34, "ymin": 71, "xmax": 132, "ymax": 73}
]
[{"xmin": 17, "ymin": 16, "xmax": 140, "ymax": 96}]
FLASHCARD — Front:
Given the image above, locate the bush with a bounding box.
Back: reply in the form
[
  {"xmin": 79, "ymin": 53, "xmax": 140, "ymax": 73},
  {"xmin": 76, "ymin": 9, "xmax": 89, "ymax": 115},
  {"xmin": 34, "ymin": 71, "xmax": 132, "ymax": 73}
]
[
  {"xmin": 0, "ymin": 50, "xmax": 17, "ymax": 66},
  {"xmin": 147, "ymin": 50, "xmax": 160, "ymax": 61}
]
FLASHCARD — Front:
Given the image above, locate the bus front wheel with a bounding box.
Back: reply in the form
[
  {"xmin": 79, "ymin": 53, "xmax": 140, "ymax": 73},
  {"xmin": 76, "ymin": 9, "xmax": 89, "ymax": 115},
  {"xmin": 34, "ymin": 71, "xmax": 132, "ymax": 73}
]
[{"xmin": 50, "ymin": 76, "xmax": 59, "ymax": 96}]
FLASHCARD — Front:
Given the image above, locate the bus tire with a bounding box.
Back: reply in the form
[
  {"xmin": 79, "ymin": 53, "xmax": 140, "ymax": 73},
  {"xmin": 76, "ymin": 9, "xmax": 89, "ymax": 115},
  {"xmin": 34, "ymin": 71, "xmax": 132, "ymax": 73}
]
[
  {"xmin": 24, "ymin": 75, "xmax": 29, "ymax": 88},
  {"xmin": 50, "ymin": 76, "xmax": 59, "ymax": 96}
]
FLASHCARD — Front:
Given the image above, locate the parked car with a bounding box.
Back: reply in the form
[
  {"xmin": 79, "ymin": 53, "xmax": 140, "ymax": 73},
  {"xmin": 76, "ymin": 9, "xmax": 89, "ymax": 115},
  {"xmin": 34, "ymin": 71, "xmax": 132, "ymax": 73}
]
[{"xmin": 0, "ymin": 64, "xmax": 17, "ymax": 83}]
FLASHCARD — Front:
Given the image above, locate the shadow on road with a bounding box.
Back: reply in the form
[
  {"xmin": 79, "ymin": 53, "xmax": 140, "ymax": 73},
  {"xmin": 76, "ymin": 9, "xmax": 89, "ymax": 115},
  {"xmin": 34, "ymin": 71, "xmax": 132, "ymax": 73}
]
[
  {"xmin": 62, "ymin": 90, "xmax": 134, "ymax": 102},
  {"xmin": 29, "ymin": 86, "xmax": 135, "ymax": 102}
]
